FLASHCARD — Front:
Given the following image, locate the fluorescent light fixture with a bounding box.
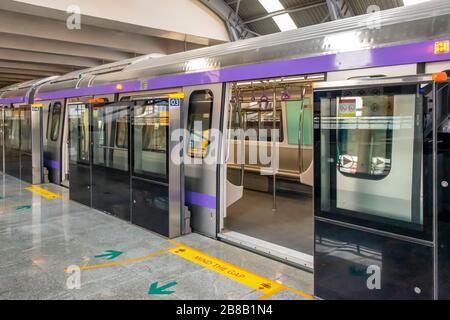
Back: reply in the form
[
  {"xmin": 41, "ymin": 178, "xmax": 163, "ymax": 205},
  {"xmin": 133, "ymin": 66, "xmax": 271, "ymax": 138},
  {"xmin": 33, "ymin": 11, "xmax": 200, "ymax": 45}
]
[
  {"xmin": 273, "ymin": 13, "xmax": 297, "ymax": 31},
  {"xmin": 403, "ymin": 0, "xmax": 430, "ymax": 6},
  {"xmin": 258, "ymin": 0, "xmax": 284, "ymax": 13},
  {"xmin": 258, "ymin": 0, "xmax": 298, "ymax": 32}
]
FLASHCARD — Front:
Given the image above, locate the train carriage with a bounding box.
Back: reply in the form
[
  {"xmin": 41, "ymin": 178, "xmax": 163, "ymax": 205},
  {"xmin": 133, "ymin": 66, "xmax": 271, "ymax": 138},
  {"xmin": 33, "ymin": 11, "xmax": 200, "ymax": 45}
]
[{"xmin": 1, "ymin": 0, "xmax": 450, "ymax": 300}]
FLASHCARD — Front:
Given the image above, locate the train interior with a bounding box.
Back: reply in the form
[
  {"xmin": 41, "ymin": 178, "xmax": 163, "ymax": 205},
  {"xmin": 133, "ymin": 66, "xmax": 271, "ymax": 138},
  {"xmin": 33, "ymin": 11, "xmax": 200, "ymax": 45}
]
[{"xmin": 219, "ymin": 74, "xmax": 325, "ymax": 266}]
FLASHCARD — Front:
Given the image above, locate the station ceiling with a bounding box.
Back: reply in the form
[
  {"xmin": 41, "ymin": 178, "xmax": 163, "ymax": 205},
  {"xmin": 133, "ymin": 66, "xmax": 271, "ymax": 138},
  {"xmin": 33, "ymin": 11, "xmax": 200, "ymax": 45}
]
[
  {"xmin": 0, "ymin": 0, "xmax": 229, "ymax": 89},
  {"xmin": 224, "ymin": 0, "xmax": 404, "ymax": 36}
]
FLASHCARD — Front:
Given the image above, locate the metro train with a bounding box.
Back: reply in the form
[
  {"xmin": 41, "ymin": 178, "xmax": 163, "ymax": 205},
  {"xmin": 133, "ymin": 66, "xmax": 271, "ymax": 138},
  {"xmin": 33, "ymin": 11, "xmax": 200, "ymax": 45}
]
[{"xmin": 1, "ymin": 1, "xmax": 450, "ymax": 300}]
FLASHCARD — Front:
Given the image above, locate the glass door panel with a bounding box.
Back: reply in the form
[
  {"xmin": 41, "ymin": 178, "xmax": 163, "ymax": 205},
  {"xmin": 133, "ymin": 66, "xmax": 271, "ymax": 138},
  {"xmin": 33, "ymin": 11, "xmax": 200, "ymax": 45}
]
[
  {"xmin": 131, "ymin": 99, "xmax": 170, "ymax": 235},
  {"xmin": 19, "ymin": 105, "xmax": 32, "ymax": 183},
  {"xmin": 92, "ymin": 102, "xmax": 131, "ymax": 221},
  {"xmin": 315, "ymin": 84, "xmax": 432, "ymax": 240},
  {"xmin": 68, "ymin": 103, "xmax": 91, "ymax": 206},
  {"xmin": 314, "ymin": 81, "xmax": 435, "ymax": 300},
  {"xmin": 4, "ymin": 107, "xmax": 21, "ymax": 179}
]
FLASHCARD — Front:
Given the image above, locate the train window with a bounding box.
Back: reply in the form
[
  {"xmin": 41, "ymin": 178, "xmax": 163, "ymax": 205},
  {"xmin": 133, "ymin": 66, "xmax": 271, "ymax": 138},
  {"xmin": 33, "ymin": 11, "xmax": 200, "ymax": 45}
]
[
  {"xmin": 46, "ymin": 103, "xmax": 52, "ymax": 139},
  {"xmin": 115, "ymin": 120, "xmax": 129, "ymax": 149},
  {"xmin": 9, "ymin": 108, "xmax": 20, "ymax": 149},
  {"xmin": 50, "ymin": 102, "xmax": 62, "ymax": 141},
  {"xmin": 93, "ymin": 105, "xmax": 129, "ymax": 171},
  {"xmin": 20, "ymin": 107, "xmax": 32, "ymax": 153},
  {"xmin": 260, "ymin": 108, "xmax": 283, "ymax": 142},
  {"xmin": 336, "ymin": 96, "xmax": 393, "ymax": 179},
  {"xmin": 68, "ymin": 104, "xmax": 89, "ymax": 164},
  {"xmin": 133, "ymin": 100, "xmax": 168, "ymax": 180},
  {"xmin": 286, "ymin": 100, "xmax": 313, "ymax": 146},
  {"xmin": 187, "ymin": 90, "xmax": 213, "ymax": 158},
  {"xmin": 232, "ymin": 102, "xmax": 283, "ymax": 142}
]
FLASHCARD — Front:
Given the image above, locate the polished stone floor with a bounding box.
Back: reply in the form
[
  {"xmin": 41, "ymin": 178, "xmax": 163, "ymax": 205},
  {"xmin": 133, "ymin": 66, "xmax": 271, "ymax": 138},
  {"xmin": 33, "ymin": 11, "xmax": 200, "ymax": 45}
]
[{"xmin": 0, "ymin": 174, "xmax": 313, "ymax": 300}]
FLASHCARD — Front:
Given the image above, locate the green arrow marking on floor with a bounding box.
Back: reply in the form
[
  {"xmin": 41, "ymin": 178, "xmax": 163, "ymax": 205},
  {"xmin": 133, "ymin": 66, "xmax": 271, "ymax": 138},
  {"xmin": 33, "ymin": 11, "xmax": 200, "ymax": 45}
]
[
  {"xmin": 15, "ymin": 205, "xmax": 32, "ymax": 211},
  {"xmin": 148, "ymin": 281, "xmax": 177, "ymax": 295},
  {"xmin": 94, "ymin": 250, "xmax": 123, "ymax": 260}
]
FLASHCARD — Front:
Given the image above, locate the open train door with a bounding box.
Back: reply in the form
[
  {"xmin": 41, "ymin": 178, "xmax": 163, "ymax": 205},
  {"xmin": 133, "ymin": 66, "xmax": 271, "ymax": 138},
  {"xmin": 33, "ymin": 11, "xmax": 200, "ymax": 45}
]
[{"xmin": 183, "ymin": 84, "xmax": 224, "ymax": 238}]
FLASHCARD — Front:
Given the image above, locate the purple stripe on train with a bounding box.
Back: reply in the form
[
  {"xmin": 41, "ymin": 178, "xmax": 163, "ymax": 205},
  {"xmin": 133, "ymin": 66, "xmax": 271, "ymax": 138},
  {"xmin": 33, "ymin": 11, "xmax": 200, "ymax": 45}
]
[
  {"xmin": 34, "ymin": 80, "xmax": 142, "ymax": 101},
  {"xmin": 0, "ymin": 96, "xmax": 27, "ymax": 104},
  {"xmin": 185, "ymin": 191, "xmax": 216, "ymax": 209},
  {"xmin": 147, "ymin": 38, "xmax": 450, "ymax": 90}
]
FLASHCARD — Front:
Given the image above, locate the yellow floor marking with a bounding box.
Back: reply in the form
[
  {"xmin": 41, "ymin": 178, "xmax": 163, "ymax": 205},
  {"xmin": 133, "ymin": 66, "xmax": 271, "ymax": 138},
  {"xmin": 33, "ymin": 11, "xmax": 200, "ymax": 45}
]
[
  {"xmin": 257, "ymin": 286, "xmax": 285, "ymax": 300},
  {"xmin": 285, "ymin": 287, "xmax": 314, "ymax": 299},
  {"xmin": 169, "ymin": 245, "xmax": 282, "ymax": 296},
  {"xmin": 167, "ymin": 239, "xmax": 314, "ymax": 300},
  {"xmin": 65, "ymin": 247, "xmax": 178, "ymax": 272},
  {"xmin": 25, "ymin": 185, "xmax": 63, "ymax": 200}
]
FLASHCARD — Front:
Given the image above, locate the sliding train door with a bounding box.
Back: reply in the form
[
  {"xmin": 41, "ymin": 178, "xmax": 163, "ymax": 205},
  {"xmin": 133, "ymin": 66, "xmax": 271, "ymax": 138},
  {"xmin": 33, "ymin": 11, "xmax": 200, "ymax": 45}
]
[
  {"xmin": 91, "ymin": 102, "xmax": 131, "ymax": 221},
  {"xmin": 4, "ymin": 105, "xmax": 21, "ymax": 179},
  {"xmin": 131, "ymin": 97, "xmax": 183, "ymax": 238},
  {"xmin": 314, "ymin": 77, "xmax": 435, "ymax": 299},
  {"xmin": 19, "ymin": 105, "xmax": 33, "ymax": 183},
  {"xmin": 68, "ymin": 103, "xmax": 91, "ymax": 206}
]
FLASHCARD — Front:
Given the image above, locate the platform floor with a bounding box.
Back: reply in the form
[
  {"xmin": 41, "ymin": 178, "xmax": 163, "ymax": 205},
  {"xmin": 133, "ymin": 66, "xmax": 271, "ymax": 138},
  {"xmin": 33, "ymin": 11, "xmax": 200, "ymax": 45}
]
[{"xmin": 0, "ymin": 174, "xmax": 313, "ymax": 300}]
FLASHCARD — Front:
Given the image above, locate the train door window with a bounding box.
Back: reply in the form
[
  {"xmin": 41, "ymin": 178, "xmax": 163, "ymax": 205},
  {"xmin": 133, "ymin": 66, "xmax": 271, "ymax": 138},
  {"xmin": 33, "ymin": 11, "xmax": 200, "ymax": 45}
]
[
  {"xmin": 133, "ymin": 100, "xmax": 168, "ymax": 180},
  {"xmin": 20, "ymin": 106, "xmax": 32, "ymax": 153},
  {"xmin": 115, "ymin": 120, "xmax": 129, "ymax": 148},
  {"xmin": 187, "ymin": 90, "xmax": 213, "ymax": 158},
  {"xmin": 49, "ymin": 102, "xmax": 62, "ymax": 141},
  {"xmin": 69, "ymin": 104, "xmax": 89, "ymax": 164},
  {"xmin": 316, "ymin": 84, "xmax": 431, "ymax": 239},
  {"xmin": 336, "ymin": 96, "xmax": 393, "ymax": 178},
  {"xmin": 93, "ymin": 105, "xmax": 129, "ymax": 171},
  {"xmin": 46, "ymin": 103, "xmax": 52, "ymax": 139},
  {"xmin": 10, "ymin": 108, "xmax": 20, "ymax": 149}
]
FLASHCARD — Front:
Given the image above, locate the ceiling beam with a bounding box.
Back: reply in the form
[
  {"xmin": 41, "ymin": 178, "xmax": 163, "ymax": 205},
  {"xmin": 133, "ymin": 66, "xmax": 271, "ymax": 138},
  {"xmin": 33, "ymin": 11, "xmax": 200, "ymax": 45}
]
[
  {"xmin": 0, "ymin": 75, "xmax": 38, "ymax": 82},
  {"xmin": 0, "ymin": 48, "xmax": 100, "ymax": 68},
  {"xmin": 0, "ymin": 61, "xmax": 75, "ymax": 74},
  {"xmin": 199, "ymin": 0, "xmax": 257, "ymax": 40},
  {"xmin": 326, "ymin": 0, "xmax": 354, "ymax": 20},
  {"xmin": 0, "ymin": 68, "xmax": 58, "ymax": 77},
  {"xmin": 0, "ymin": 10, "xmax": 170, "ymax": 55},
  {"xmin": 0, "ymin": 33, "xmax": 134, "ymax": 62}
]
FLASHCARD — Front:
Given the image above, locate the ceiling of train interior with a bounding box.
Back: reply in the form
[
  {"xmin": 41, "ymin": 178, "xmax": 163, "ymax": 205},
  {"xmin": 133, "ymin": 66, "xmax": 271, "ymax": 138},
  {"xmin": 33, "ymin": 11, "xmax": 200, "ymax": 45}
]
[{"xmin": 0, "ymin": 0, "xmax": 419, "ymax": 89}]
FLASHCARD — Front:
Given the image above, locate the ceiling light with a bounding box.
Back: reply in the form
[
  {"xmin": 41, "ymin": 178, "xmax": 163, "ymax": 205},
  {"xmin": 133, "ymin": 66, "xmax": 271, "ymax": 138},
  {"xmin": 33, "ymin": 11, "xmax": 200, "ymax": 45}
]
[
  {"xmin": 403, "ymin": 0, "xmax": 430, "ymax": 6},
  {"xmin": 257, "ymin": 0, "xmax": 298, "ymax": 32},
  {"xmin": 273, "ymin": 13, "xmax": 297, "ymax": 32},
  {"xmin": 258, "ymin": 0, "xmax": 284, "ymax": 13}
]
